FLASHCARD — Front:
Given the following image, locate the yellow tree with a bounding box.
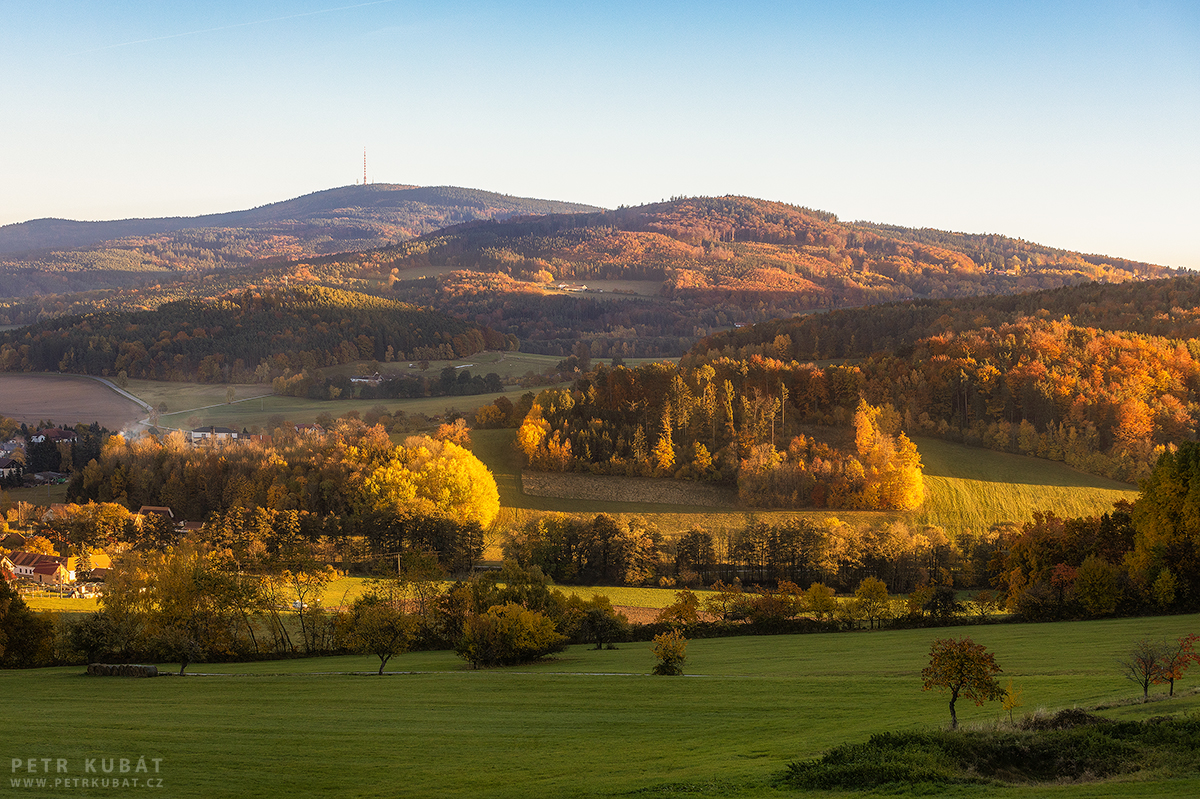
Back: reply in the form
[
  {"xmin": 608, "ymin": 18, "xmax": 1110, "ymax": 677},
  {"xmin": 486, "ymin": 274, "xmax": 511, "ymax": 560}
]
[
  {"xmin": 366, "ymin": 437, "xmax": 499, "ymax": 528},
  {"xmin": 516, "ymin": 408, "xmax": 550, "ymax": 466},
  {"xmin": 652, "ymin": 404, "xmax": 675, "ymax": 473}
]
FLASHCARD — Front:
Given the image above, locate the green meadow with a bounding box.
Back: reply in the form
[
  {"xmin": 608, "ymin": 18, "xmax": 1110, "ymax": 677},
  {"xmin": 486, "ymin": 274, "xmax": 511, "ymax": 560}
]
[
  {"xmin": 5, "ymin": 614, "xmax": 1199, "ymax": 798},
  {"xmin": 122, "ymin": 354, "xmax": 676, "ymax": 433}
]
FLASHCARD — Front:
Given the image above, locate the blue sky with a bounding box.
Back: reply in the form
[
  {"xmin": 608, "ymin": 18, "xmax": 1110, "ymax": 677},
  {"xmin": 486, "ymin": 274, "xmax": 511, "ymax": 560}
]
[{"xmin": 2, "ymin": 1, "xmax": 1197, "ymax": 268}]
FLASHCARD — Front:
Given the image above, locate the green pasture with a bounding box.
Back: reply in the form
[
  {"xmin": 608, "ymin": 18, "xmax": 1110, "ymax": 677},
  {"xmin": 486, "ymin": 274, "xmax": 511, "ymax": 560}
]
[
  {"xmin": 22, "ymin": 595, "xmax": 98, "ymax": 613},
  {"xmin": 557, "ymin": 584, "xmax": 717, "ymax": 609},
  {"xmin": 318, "ymin": 577, "xmax": 710, "ymax": 612},
  {"xmin": 150, "ymin": 389, "xmax": 516, "ymax": 434},
  {"xmin": 2, "ymin": 482, "xmax": 68, "ymax": 506},
  {"xmin": 6, "ymin": 614, "xmax": 1200, "ymax": 798}
]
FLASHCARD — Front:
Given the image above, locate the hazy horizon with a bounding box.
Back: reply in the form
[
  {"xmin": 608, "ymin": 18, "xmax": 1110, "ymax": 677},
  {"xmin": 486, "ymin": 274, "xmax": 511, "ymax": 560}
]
[{"xmin": 3, "ymin": 1, "xmax": 1196, "ymax": 269}]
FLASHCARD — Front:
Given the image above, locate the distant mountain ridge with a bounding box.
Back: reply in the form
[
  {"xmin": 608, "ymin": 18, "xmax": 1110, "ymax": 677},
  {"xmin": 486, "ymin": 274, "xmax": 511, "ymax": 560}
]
[
  {"xmin": 0, "ymin": 184, "xmax": 601, "ymax": 257},
  {"xmin": 368, "ymin": 194, "xmax": 1170, "ymax": 305}
]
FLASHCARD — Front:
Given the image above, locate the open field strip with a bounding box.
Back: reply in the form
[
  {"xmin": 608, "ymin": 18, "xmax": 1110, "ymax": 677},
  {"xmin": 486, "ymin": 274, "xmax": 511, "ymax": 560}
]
[
  {"xmin": 122, "ymin": 354, "xmax": 679, "ymax": 432},
  {"xmin": 5, "ymin": 614, "xmax": 1200, "ymax": 798},
  {"xmin": 0, "ymin": 373, "xmax": 144, "ymax": 430}
]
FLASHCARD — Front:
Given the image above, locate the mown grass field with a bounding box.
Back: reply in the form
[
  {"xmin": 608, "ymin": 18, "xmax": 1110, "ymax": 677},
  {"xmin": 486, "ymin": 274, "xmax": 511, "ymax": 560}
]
[
  {"xmin": 916, "ymin": 436, "xmax": 1139, "ymax": 533},
  {"xmin": 5, "ymin": 614, "xmax": 1199, "ymax": 798}
]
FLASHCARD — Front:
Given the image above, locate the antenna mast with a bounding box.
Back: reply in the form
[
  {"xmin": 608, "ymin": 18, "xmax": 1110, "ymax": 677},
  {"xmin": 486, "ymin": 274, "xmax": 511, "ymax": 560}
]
[{"xmin": 363, "ymin": 148, "xmax": 367, "ymax": 185}]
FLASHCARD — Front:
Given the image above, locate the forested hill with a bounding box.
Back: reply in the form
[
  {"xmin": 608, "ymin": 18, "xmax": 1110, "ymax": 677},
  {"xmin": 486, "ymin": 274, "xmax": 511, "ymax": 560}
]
[
  {"xmin": 0, "ymin": 285, "xmax": 508, "ymax": 383},
  {"xmin": 0, "ymin": 185, "xmax": 600, "ymax": 297},
  {"xmin": 683, "ymin": 274, "xmax": 1200, "ymax": 483},
  {"xmin": 363, "ymin": 195, "xmax": 1169, "ymax": 307}
]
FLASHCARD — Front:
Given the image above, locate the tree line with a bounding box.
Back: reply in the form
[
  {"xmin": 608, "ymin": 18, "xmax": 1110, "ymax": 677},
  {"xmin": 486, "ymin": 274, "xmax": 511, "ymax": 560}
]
[{"xmin": 0, "ymin": 286, "xmax": 506, "ymax": 383}]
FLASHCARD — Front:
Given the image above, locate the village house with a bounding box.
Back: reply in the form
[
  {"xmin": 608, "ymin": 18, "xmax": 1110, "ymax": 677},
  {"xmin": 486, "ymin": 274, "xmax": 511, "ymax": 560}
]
[
  {"xmin": 134, "ymin": 505, "xmax": 175, "ymax": 526},
  {"xmin": 29, "ymin": 428, "xmax": 77, "ymax": 445},
  {"xmin": 349, "ymin": 372, "xmax": 384, "ymax": 384},
  {"xmin": 190, "ymin": 425, "xmax": 238, "ymax": 444},
  {"xmin": 0, "ymin": 456, "xmax": 20, "ymax": 480},
  {"xmin": 31, "ymin": 560, "xmax": 70, "ymax": 587}
]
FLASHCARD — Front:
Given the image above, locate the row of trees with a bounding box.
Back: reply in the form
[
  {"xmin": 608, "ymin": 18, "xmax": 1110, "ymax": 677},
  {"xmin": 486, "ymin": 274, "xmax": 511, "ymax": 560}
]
[
  {"xmin": 269, "ymin": 366, "xmax": 505, "ymax": 402},
  {"xmin": 66, "ymin": 421, "xmax": 498, "ymax": 530},
  {"xmin": 504, "ymin": 513, "xmax": 991, "ymax": 595},
  {"xmin": 47, "ymin": 547, "xmax": 623, "ymax": 672}
]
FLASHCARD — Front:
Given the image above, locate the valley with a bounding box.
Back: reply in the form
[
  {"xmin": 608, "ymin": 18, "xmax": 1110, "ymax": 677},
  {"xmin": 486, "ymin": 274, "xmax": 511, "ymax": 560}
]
[{"xmin": 0, "ymin": 183, "xmax": 1196, "ymax": 799}]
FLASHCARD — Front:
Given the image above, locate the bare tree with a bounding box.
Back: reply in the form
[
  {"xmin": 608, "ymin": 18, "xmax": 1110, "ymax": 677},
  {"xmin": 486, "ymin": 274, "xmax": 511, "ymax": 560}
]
[{"xmin": 1119, "ymin": 639, "xmax": 1168, "ymax": 702}]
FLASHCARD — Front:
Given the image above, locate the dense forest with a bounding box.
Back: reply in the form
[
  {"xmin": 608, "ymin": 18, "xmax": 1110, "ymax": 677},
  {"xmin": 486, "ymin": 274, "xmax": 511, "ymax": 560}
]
[
  {"xmin": 0, "ymin": 286, "xmax": 508, "ymax": 383},
  {"xmin": 689, "ymin": 275, "xmax": 1200, "ymax": 482},
  {"xmin": 366, "ymin": 195, "xmax": 1167, "ymax": 306},
  {"xmin": 990, "ymin": 442, "xmax": 1200, "ymax": 619},
  {"xmin": 513, "ymin": 361, "xmax": 923, "ymax": 511}
]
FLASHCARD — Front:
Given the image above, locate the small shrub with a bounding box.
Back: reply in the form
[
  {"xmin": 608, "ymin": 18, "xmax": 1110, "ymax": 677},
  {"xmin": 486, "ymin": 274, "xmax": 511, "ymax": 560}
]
[
  {"xmin": 456, "ymin": 603, "xmax": 566, "ymax": 668},
  {"xmin": 652, "ymin": 629, "xmax": 688, "ymax": 676}
]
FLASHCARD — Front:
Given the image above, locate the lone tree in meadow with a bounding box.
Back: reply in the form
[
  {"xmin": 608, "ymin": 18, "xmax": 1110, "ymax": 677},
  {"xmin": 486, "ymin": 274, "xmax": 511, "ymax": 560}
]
[
  {"xmin": 345, "ymin": 593, "xmax": 413, "ymax": 675},
  {"xmin": 921, "ymin": 637, "xmax": 1003, "ymax": 729},
  {"xmin": 1119, "ymin": 639, "xmax": 1168, "ymax": 702}
]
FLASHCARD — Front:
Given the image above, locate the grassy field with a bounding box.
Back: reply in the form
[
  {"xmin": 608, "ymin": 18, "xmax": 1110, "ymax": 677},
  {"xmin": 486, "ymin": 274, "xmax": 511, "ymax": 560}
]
[
  {"xmin": 120, "ymin": 354, "xmax": 677, "ymax": 433},
  {"xmin": 3, "ymin": 482, "xmax": 69, "ymax": 506},
  {"xmin": 916, "ymin": 436, "xmax": 1139, "ymax": 533},
  {"xmin": 5, "ymin": 614, "xmax": 1199, "ymax": 798},
  {"xmin": 22, "ymin": 579, "xmax": 706, "ymax": 615}
]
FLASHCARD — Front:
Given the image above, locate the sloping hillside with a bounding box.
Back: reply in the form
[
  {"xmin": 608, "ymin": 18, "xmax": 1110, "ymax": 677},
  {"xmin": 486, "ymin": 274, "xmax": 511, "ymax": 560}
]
[{"xmin": 365, "ymin": 195, "xmax": 1170, "ymax": 306}]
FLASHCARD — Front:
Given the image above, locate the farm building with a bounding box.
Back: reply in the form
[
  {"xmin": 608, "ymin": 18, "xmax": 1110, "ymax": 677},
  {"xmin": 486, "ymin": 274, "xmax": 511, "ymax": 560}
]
[
  {"xmin": 31, "ymin": 561, "xmax": 70, "ymax": 586},
  {"xmin": 8, "ymin": 551, "xmax": 74, "ymax": 582}
]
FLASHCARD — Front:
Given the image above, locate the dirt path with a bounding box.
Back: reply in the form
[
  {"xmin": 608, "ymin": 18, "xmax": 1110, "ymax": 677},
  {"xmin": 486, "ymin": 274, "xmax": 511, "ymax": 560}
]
[{"xmin": 521, "ymin": 471, "xmax": 739, "ymax": 507}]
